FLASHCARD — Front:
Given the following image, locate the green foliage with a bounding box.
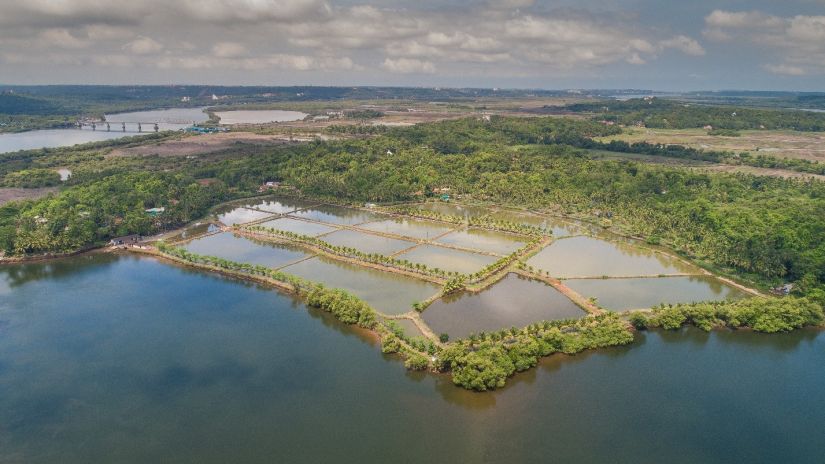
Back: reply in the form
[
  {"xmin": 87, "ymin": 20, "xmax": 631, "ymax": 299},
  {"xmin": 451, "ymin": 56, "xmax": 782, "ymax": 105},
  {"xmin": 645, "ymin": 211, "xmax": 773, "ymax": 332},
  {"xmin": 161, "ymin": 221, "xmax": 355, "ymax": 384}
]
[
  {"xmin": 2, "ymin": 168, "xmax": 61, "ymax": 188},
  {"xmin": 648, "ymin": 297, "xmax": 824, "ymax": 333},
  {"xmin": 439, "ymin": 333, "xmax": 450, "ymax": 343},
  {"xmin": 404, "ymin": 353, "xmax": 430, "ymax": 370},
  {"xmin": 628, "ymin": 312, "xmax": 649, "ymax": 330},
  {"xmin": 381, "ymin": 334, "xmax": 402, "ymax": 354}
]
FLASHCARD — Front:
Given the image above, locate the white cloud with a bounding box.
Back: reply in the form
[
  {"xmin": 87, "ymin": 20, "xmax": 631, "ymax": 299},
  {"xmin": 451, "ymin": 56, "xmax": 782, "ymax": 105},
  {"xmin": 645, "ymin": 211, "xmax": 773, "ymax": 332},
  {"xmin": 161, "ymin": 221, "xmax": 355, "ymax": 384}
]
[
  {"xmin": 660, "ymin": 35, "xmax": 705, "ymax": 56},
  {"xmin": 39, "ymin": 29, "xmax": 89, "ymax": 49},
  {"xmin": 382, "ymin": 58, "xmax": 436, "ymax": 73},
  {"xmin": 705, "ymin": 10, "xmax": 825, "ymax": 75},
  {"xmin": 123, "ymin": 36, "xmax": 164, "ymax": 55},
  {"xmin": 177, "ymin": 0, "xmax": 331, "ymax": 23},
  {"xmin": 765, "ymin": 63, "xmax": 806, "ymax": 76},
  {"xmin": 212, "ymin": 42, "xmax": 249, "ymax": 58}
]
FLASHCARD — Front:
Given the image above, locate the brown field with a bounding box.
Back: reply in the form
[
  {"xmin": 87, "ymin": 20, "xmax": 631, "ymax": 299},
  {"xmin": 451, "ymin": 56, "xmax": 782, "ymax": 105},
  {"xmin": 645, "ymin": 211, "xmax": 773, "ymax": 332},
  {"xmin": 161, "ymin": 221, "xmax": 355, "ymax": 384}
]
[
  {"xmin": 596, "ymin": 128, "xmax": 825, "ymax": 163},
  {"xmin": 105, "ymin": 132, "xmax": 309, "ymax": 158},
  {"xmin": 0, "ymin": 187, "xmax": 58, "ymax": 206}
]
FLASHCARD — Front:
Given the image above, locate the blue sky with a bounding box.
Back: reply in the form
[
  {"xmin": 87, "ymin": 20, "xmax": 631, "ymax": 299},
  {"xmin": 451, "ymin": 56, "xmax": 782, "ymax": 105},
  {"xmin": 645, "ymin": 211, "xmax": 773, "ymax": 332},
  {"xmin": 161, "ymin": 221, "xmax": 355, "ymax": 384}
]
[{"xmin": 0, "ymin": 0, "xmax": 823, "ymax": 90}]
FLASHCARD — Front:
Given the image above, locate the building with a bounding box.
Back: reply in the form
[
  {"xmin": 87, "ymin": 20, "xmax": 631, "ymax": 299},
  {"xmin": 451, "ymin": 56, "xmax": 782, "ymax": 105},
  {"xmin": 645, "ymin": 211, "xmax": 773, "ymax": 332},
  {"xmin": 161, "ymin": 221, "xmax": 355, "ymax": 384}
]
[
  {"xmin": 110, "ymin": 234, "xmax": 141, "ymax": 246},
  {"xmin": 145, "ymin": 207, "xmax": 165, "ymax": 217}
]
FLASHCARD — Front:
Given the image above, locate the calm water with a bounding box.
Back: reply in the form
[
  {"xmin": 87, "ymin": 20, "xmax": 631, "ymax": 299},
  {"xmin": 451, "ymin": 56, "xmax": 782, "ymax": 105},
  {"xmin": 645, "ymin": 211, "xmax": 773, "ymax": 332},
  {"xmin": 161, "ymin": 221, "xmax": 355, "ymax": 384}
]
[
  {"xmin": 289, "ymin": 205, "xmax": 384, "ymax": 226},
  {"xmin": 258, "ymin": 217, "xmax": 338, "ymax": 237},
  {"xmin": 397, "ymin": 244, "xmax": 498, "ymax": 274},
  {"xmin": 360, "ymin": 217, "xmax": 455, "ymax": 240},
  {"xmin": 566, "ymin": 275, "xmax": 747, "ymax": 311},
  {"xmin": 182, "ymin": 232, "xmax": 309, "ymax": 268},
  {"xmin": 321, "ymin": 229, "xmax": 415, "ymax": 255},
  {"xmin": 0, "ymin": 129, "xmax": 134, "ymax": 154},
  {"xmin": 279, "ymin": 255, "xmax": 440, "ymax": 315},
  {"xmin": 1, "ymin": 255, "xmax": 824, "ymax": 463},
  {"xmin": 214, "ymin": 110, "xmax": 308, "ymax": 124},
  {"xmin": 105, "ymin": 107, "xmax": 208, "ymax": 131},
  {"xmin": 423, "ymin": 273, "xmax": 585, "ymax": 338},
  {"xmin": 246, "ymin": 197, "xmax": 319, "ymax": 215},
  {"xmin": 214, "ymin": 206, "xmax": 273, "ymax": 226},
  {"xmin": 417, "ymin": 202, "xmax": 582, "ymax": 236},
  {"xmin": 436, "ymin": 228, "xmax": 526, "ymax": 255},
  {"xmin": 528, "ymin": 235, "xmax": 698, "ymax": 277}
]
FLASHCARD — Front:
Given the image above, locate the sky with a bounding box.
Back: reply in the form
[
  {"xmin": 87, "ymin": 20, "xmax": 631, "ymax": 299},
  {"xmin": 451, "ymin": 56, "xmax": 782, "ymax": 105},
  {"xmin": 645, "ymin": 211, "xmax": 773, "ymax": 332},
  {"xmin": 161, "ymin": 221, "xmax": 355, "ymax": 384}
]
[{"xmin": 0, "ymin": 0, "xmax": 824, "ymax": 91}]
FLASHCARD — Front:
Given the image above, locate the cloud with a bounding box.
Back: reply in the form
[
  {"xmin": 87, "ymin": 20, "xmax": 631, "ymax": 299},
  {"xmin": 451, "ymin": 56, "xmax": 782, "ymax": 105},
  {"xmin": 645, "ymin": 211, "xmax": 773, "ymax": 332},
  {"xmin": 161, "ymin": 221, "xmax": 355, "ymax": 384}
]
[
  {"xmin": 39, "ymin": 29, "xmax": 89, "ymax": 49},
  {"xmin": 382, "ymin": 58, "xmax": 436, "ymax": 73},
  {"xmin": 177, "ymin": 0, "xmax": 331, "ymax": 23},
  {"xmin": 704, "ymin": 10, "xmax": 825, "ymax": 75},
  {"xmin": 212, "ymin": 42, "xmax": 249, "ymax": 58},
  {"xmin": 123, "ymin": 36, "xmax": 164, "ymax": 55},
  {"xmin": 765, "ymin": 63, "xmax": 806, "ymax": 76},
  {"xmin": 660, "ymin": 35, "xmax": 705, "ymax": 56}
]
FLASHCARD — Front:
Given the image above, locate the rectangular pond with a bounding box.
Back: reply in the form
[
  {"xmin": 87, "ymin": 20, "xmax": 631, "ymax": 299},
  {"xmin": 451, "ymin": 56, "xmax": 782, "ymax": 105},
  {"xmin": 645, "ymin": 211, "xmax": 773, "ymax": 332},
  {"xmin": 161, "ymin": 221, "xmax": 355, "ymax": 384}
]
[
  {"xmin": 359, "ymin": 217, "xmax": 455, "ymax": 240},
  {"xmin": 288, "ymin": 205, "xmax": 385, "ymax": 226},
  {"xmin": 384, "ymin": 318, "xmax": 425, "ymax": 339},
  {"xmin": 417, "ymin": 202, "xmax": 492, "ymax": 218},
  {"xmin": 258, "ymin": 217, "xmax": 338, "ymax": 237},
  {"xmin": 182, "ymin": 232, "xmax": 311, "ymax": 268},
  {"xmin": 527, "ymin": 235, "xmax": 699, "ymax": 278},
  {"xmin": 215, "ymin": 206, "xmax": 275, "ymax": 226},
  {"xmin": 435, "ymin": 228, "xmax": 527, "ymax": 256},
  {"xmin": 422, "ymin": 273, "xmax": 585, "ymax": 339},
  {"xmin": 396, "ymin": 245, "xmax": 498, "ymax": 275},
  {"xmin": 321, "ymin": 229, "xmax": 415, "ymax": 255},
  {"xmin": 280, "ymin": 255, "xmax": 441, "ymax": 315},
  {"xmin": 486, "ymin": 210, "xmax": 584, "ymax": 237},
  {"xmin": 565, "ymin": 276, "xmax": 748, "ymax": 311},
  {"xmin": 248, "ymin": 197, "xmax": 320, "ymax": 215}
]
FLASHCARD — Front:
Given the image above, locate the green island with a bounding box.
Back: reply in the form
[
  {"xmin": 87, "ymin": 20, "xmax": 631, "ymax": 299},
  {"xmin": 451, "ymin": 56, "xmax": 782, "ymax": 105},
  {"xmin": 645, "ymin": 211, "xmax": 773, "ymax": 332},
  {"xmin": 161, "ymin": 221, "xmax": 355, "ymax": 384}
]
[{"xmin": 3, "ymin": 94, "xmax": 824, "ymax": 392}]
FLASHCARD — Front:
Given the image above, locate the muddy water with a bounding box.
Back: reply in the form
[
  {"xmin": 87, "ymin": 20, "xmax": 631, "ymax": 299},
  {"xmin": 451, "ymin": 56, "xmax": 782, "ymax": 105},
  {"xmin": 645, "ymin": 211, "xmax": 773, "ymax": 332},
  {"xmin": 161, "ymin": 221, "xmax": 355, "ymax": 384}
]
[
  {"xmin": 280, "ymin": 255, "xmax": 441, "ymax": 315},
  {"xmin": 422, "ymin": 273, "xmax": 585, "ymax": 338},
  {"xmin": 528, "ymin": 235, "xmax": 698, "ymax": 277},
  {"xmin": 396, "ymin": 244, "xmax": 498, "ymax": 274},
  {"xmin": 214, "ymin": 110, "xmax": 307, "ymax": 124},
  {"xmin": 182, "ymin": 232, "xmax": 310, "ymax": 268},
  {"xmin": 565, "ymin": 276, "xmax": 748, "ymax": 311}
]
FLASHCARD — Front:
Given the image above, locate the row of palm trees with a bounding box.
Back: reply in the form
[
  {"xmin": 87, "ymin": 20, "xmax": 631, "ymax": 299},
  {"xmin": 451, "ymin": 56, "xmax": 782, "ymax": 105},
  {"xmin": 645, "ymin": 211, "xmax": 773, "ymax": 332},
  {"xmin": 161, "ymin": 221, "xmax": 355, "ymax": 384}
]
[{"xmin": 384, "ymin": 206, "xmax": 550, "ymax": 237}]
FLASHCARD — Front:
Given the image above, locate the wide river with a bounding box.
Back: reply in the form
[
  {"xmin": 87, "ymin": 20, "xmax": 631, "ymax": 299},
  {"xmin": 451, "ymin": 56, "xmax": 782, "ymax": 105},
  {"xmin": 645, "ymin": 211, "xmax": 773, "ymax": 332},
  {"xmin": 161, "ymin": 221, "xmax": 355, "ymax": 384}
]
[{"xmin": 1, "ymin": 254, "xmax": 823, "ymax": 463}]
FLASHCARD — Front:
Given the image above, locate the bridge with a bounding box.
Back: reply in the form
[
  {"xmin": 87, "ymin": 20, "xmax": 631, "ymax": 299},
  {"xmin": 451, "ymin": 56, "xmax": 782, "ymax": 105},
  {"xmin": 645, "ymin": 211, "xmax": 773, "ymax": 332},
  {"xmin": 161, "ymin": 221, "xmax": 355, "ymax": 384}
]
[{"xmin": 75, "ymin": 120, "xmax": 197, "ymax": 133}]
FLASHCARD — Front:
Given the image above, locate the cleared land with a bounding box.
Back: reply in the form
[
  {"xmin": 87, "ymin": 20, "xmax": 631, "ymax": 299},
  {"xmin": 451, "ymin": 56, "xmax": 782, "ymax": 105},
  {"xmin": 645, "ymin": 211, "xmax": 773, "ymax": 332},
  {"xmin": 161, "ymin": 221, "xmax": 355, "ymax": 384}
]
[{"xmin": 0, "ymin": 187, "xmax": 57, "ymax": 206}]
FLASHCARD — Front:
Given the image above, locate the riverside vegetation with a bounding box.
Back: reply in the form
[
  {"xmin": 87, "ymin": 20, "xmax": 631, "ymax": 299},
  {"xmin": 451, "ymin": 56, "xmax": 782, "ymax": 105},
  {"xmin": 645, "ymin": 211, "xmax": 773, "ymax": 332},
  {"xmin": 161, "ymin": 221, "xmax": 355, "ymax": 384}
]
[{"xmin": 2, "ymin": 113, "xmax": 824, "ymax": 390}]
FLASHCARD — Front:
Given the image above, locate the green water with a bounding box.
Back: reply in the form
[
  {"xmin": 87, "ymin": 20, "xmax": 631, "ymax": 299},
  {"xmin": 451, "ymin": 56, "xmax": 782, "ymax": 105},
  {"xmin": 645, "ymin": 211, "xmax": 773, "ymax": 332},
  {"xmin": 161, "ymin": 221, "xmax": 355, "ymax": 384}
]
[
  {"xmin": 182, "ymin": 232, "xmax": 310, "ymax": 268},
  {"xmin": 1, "ymin": 255, "xmax": 823, "ymax": 463},
  {"xmin": 528, "ymin": 235, "xmax": 699, "ymax": 277},
  {"xmin": 397, "ymin": 244, "xmax": 498, "ymax": 274},
  {"xmin": 435, "ymin": 228, "xmax": 527, "ymax": 255},
  {"xmin": 566, "ymin": 275, "xmax": 747, "ymax": 311},
  {"xmin": 279, "ymin": 255, "xmax": 440, "ymax": 315},
  {"xmin": 422, "ymin": 273, "xmax": 585, "ymax": 338}
]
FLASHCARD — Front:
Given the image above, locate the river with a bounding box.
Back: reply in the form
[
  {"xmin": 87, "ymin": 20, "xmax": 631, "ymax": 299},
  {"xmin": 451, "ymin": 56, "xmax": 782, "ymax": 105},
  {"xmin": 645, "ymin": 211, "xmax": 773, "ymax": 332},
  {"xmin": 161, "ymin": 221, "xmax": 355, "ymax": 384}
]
[{"xmin": 0, "ymin": 254, "xmax": 823, "ymax": 463}]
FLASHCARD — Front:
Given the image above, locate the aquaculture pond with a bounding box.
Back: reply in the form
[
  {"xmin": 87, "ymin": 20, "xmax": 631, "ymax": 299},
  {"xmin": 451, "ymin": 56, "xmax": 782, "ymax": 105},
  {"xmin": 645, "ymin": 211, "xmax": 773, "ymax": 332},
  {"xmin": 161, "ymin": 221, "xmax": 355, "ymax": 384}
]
[
  {"xmin": 565, "ymin": 276, "xmax": 748, "ymax": 311},
  {"xmin": 288, "ymin": 205, "xmax": 384, "ymax": 226},
  {"xmin": 422, "ymin": 273, "xmax": 584, "ymax": 339},
  {"xmin": 244, "ymin": 197, "xmax": 320, "ymax": 215},
  {"xmin": 528, "ymin": 235, "xmax": 699, "ymax": 278},
  {"xmin": 360, "ymin": 217, "xmax": 455, "ymax": 240},
  {"xmin": 214, "ymin": 110, "xmax": 308, "ymax": 124},
  {"xmin": 258, "ymin": 217, "xmax": 338, "ymax": 237},
  {"xmin": 320, "ymin": 229, "xmax": 415, "ymax": 255},
  {"xmin": 386, "ymin": 318, "xmax": 425, "ymax": 339},
  {"xmin": 3, "ymin": 254, "xmax": 823, "ymax": 463},
  {"xmin": 435, "ymin": 228, "xmax": 527, "ymax": 255},
  {"xmin": 396, "ymin": 244, "xmax": 498, "ymax": 275},
  {"xmin": 181, "ymin": 232, "xmax": 310, "ymax": 268},
  {"xmin": 214, "ymin": 206, "xmax": 274, "ymax": 226},
  {"xmin": 279, "ymin": 255, "xmax": 440, "ymax": 315}
]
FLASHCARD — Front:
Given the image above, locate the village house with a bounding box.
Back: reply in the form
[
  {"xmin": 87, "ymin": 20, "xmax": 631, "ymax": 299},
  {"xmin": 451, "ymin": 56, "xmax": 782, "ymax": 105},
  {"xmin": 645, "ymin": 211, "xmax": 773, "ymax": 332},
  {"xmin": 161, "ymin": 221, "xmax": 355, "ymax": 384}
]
[{"xmin": 109, "ymin": 234, "xmax": 141, "ymax": 246}]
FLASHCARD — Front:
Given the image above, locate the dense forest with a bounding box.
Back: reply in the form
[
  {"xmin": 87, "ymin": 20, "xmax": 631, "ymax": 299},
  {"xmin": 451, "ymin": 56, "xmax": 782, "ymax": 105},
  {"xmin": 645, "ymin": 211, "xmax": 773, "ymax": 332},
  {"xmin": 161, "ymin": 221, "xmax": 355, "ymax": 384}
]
[
  {"xmin": 561, "ymin": 98, "xmax": 825, "ymax": 131},
  {"xmin": 2, "ymin": 115, "xmax": 824, "ymax": 304}
]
